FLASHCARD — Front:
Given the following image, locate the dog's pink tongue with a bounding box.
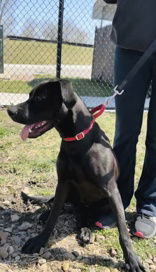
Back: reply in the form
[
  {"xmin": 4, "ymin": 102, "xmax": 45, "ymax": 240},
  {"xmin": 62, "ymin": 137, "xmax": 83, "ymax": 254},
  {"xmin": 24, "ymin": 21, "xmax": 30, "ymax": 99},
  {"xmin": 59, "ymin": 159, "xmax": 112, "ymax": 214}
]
[{"xmin": 20, "ymin": 125, "xmax": 32, "ymax": 141}]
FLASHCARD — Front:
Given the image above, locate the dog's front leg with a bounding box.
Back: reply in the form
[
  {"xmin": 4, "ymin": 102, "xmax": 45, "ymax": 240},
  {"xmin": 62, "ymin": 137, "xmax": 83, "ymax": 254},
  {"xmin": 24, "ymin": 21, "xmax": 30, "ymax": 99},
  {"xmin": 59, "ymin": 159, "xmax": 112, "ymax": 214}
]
[
  {"xmin": 22, "ymin": 181, "xmax": 69, "ymax": 254},
  {"xmin": 106, "ymin": 181, "xmax": 145, "ymax": 272}
]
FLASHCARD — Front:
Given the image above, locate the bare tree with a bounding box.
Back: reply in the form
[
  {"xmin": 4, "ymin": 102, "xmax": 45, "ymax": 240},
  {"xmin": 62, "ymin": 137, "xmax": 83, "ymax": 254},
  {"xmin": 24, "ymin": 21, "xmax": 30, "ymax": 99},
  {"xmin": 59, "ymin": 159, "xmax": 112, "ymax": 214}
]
[
  {"xmin": 0, "ymin": 0, "xmax": 9, "ymax": 24},
  {"xmin": 0, "ymin": 0, "xmax": 18, "ymax": 36},
  {"xmin": 63, "ymin": 20, "xmax": 89, "ymax": 43},
  {"xmin": 42, "ymin": 20, "xmax": 89, "ymax": 44},
  {"xmin": 42, "ymin": 23, "xmax": 57, "ymax": 40},
  {"xmin": 19, "ymin": 17, "xmax": 47, "ymax": 39},
  {"xmin": 20, "ymin": 20, "xmax": 38, "ymax": 38}
]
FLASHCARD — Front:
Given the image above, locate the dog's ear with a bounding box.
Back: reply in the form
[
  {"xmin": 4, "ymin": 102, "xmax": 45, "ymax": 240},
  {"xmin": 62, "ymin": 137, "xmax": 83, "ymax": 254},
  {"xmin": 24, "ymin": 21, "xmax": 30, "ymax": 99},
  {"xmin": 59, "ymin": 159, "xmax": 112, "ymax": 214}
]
[{"xmin": 60, "ymin": 80, "xmax": 76, "ymax": 109}]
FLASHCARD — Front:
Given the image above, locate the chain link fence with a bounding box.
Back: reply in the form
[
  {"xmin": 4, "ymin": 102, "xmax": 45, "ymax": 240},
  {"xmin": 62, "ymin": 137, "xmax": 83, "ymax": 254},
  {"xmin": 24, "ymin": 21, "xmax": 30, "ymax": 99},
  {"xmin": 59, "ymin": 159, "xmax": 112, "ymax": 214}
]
[{"xmin": 0, "ymin": 0, "xmax": 116, "ymax": 107}]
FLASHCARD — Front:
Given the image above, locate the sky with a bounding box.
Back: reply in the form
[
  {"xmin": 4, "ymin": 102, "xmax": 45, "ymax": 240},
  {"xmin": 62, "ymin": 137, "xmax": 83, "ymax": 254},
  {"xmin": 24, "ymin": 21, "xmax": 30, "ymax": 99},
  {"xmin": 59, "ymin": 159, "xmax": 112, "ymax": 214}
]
[
  {"xmin": 3, "ymin": 0, "xmax": 108, "ymax": 40},
  {"xmin": 2, "ymin": 0, "xmax": 111, "ymax": 43}
]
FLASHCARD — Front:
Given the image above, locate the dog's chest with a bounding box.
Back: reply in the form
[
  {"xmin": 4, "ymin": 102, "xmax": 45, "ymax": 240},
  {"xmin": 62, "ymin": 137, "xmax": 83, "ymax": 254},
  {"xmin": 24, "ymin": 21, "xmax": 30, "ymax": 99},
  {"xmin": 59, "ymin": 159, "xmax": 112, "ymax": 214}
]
[
  {"xmin": 69, "ymin": 162, "xmax": 106, "ymax": 204},
  {"xmin": 71, "ymin": 179, "xmax": 106, "ymax": 205},
  {"xmin": 66, "ymin": 152, "xmax": 108, "ymax": 205}
]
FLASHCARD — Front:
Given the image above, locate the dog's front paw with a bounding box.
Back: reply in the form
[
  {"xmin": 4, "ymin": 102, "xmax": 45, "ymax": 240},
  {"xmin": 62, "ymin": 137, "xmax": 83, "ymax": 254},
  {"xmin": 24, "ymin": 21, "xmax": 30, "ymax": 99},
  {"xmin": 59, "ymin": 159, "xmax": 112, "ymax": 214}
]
[
  {"xmin": 22, "ymin": 235, "xmax": 46, "ymax": 254},
  {"xmin": 125, "ymin": 253, "xmax": 145, "ymax": 272},
  {"xmin": 78, "ymin": 227, "xmax": 93, "ymax": 246}
]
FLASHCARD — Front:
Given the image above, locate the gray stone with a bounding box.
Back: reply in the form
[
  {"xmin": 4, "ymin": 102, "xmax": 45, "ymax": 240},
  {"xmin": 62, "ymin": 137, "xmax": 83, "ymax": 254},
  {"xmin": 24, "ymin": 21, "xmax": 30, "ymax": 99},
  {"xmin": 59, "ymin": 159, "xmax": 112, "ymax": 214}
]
[
  {"xmin": 11, "ymin": 214, "xmax": 20, "ymax": 222},
  {"xmin": 15, "ymin": 255, "xmax": 21, "ymax": 261},
  {"xmin": 38, "ymin": 258, "xmax": 47, "ymax": 265},
  {"xmin": 0, "ymin": 231, "xmax": 9, "ymax": 245},
  {"xmin": 72, "ymin": 251, "xmax": 79, "ymax": 258},
  {"xmin": 5, "ymin": 227, "xmax": 12, "ymax": 233},
  {"xmin": 18, "ymin": 222, "xmax": 32, "ymax": 231},
  {"xmin": 0, "ymin": 244, "xmax": 9, "ymax": 259},
  {"xmin": 8, "ymin": 246, "xmax": 14, "ymax": 256},
  {"xmin": 12, "ymin": 235, "xmax": 21, "ymax": 245},
  {"xmin": 42, "ymin": 251, "xmax": 52, "ymax": 259},
  {"xmin": 109, "ymin": 248, "xmax": 117, "ymax": 257}
]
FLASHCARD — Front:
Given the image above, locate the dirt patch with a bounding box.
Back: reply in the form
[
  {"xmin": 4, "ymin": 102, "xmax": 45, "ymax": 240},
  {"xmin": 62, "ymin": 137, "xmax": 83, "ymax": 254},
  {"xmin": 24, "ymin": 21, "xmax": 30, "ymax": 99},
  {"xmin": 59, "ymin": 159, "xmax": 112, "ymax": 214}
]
[
  {"xmin": 0, "ymin": 190, "xmax": 156, "ymax": 272},
  {"xmin": 0, "ymin": 186, "xmax": 126, "ymax": 272}
]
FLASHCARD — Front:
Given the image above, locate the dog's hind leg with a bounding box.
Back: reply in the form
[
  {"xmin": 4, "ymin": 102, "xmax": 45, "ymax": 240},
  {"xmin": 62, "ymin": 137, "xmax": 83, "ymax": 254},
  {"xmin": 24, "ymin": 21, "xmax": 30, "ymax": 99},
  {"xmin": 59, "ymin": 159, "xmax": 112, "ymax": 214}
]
[{"xmin": 21, "ymin": 191, "xmax": 54, "ymax": 206}]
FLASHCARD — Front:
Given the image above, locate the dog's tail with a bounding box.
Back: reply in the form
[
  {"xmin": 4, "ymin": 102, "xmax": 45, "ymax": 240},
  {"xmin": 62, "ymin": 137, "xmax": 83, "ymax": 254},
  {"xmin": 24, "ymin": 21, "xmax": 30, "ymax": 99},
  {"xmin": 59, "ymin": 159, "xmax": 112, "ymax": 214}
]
[{"xmin": 21, "ymin": 191, "xmax": 54, "ymax": 206}]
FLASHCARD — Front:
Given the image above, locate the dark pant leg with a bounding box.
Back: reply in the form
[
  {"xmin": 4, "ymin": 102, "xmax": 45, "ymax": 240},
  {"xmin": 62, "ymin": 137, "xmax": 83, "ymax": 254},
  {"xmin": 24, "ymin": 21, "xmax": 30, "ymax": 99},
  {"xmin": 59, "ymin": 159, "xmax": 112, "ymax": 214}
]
[
  {"xmin": 135, "ymin": 55, "xmax": 156, "ymax": 217},
  {"xmin": 113, "ymin": 47, "xmax": 151, "ymax": 209}
]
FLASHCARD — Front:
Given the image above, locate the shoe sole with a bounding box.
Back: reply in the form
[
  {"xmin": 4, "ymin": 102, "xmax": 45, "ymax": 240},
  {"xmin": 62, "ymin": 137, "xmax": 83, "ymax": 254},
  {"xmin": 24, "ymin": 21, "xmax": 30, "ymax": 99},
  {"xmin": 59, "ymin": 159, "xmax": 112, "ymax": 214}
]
[
  {"xmin": 133, "ymin": 230, "xmax": 156, "ymax": 239},
  {"xmin": 95, "ymin": 221, "xmax": 116, "ymax": 229}
]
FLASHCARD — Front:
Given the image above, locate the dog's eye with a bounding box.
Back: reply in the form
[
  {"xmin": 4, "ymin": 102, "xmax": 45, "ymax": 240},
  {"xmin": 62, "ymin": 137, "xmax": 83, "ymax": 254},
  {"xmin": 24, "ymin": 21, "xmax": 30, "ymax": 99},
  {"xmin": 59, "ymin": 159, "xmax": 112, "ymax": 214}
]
[
  {"xmin": 36, "ymin": 96, "xmax": 42, "ymax": 102},
  {"xmin": 35, "ymin": 96, "xmax": 46, "ymax": 102}
]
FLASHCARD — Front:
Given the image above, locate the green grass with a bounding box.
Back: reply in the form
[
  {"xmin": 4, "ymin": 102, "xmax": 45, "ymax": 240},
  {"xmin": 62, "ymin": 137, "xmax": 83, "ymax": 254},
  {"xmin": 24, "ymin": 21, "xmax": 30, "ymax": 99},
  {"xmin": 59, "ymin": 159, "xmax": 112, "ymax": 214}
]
[
  {"xmin": 0, "ymin": 80, "xmax": 32, "ymax": 94},
  {"xmin": 0, "ymin": 76, "xmax": 112, "ymax": 96},
  {"xmin": 0, "ymin": 39, "xmax": 112, "ymax": 96},
  {"xmin": 0, "ymin": 126, "xmax": 11, "ymax": 137},
  {"xmin": 1, "ymin": 110, "xmax": 155, "ymax": 263},
  {"xmin": 4, "ymin": 39, "xmax": 93, "ymax": 65}
]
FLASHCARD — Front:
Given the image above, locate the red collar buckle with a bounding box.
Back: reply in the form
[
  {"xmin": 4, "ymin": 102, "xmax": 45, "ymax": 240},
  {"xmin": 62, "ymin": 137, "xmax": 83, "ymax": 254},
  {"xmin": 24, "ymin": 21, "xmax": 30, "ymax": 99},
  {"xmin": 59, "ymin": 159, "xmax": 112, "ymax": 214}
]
[
  {"xmin": 63, "ymin": 104, "xmax": 105, "ymax": 142},
  {"xmin": 75, "ymin": 132, "xmax": 85, "ymax": 141}
]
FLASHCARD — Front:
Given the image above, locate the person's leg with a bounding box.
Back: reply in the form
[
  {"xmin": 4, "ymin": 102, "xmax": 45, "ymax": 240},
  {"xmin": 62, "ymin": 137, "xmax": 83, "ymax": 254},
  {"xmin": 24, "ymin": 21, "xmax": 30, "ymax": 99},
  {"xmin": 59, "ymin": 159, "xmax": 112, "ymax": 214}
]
[
  {"xmin": 134, "ymin": 54, "xmax": 156, "ymax": 238},
  {"xmin": 96, "ymin": 47, "xmax": 151, "ymax": 228},
  {"xmin": 114, "ymin": 47, "xmax": 151, "ymax": 208}
]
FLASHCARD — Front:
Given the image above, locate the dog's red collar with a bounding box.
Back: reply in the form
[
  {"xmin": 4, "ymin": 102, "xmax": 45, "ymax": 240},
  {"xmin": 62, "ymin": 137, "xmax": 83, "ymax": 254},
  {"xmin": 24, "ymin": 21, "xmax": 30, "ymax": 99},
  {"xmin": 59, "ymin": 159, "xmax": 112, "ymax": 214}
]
[{"xmin": 63, "ymin": 104, "xmax": 105, "ymax": 142}]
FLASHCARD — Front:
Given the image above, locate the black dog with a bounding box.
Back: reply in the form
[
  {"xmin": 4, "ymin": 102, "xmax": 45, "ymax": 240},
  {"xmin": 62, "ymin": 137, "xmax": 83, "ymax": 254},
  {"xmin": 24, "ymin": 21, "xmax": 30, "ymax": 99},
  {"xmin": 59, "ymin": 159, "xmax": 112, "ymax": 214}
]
[{"xmin": 7, "ymin": 80, "xmax": 145, "ymax": 272}]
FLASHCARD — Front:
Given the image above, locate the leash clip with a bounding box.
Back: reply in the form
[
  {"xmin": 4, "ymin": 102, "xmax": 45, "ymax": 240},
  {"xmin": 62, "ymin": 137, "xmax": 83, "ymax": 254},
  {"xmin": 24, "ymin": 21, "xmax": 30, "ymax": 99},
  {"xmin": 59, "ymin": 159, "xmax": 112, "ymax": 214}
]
[
  {"xmin": 104, "ymin": 85, "xmax": 124, "ymax": 107},
  {"xmin": 113, "ymin": 85, "xmax": 124, "ymax": 96}
]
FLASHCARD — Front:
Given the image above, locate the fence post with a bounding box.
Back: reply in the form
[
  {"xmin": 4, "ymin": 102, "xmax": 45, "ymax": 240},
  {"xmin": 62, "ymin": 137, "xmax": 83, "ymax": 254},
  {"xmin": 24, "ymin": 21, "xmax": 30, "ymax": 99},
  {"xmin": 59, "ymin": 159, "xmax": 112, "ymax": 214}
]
[
  {"xmin": 56, "ymin": 0, "xmax": 64, "ymax": 79},
  {"xmin": 0, "ymin": 25, "xmax": 4, "ymax": 73}
]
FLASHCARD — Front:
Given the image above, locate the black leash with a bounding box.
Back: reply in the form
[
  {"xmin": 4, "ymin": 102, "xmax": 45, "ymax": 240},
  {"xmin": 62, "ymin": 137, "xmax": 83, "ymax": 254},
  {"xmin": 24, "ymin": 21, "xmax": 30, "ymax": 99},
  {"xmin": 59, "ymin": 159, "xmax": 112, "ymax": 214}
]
[{"xmin": 115, "ymin": 39, "xmax": 156, "ymax": 94}]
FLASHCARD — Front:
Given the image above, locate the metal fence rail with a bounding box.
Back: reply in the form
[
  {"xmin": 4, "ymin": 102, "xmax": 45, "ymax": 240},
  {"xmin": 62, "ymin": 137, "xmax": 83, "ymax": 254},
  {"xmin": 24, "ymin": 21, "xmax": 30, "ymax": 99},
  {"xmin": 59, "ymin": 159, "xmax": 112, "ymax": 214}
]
[{"xmin": 0, "ymin": 0, "xmax": 116, "ymax": 106}]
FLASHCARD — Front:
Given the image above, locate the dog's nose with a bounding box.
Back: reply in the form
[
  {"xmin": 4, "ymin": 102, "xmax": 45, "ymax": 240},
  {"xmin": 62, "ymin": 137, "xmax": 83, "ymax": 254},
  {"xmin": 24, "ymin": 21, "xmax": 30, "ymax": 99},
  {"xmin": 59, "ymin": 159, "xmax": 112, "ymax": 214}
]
[{"xmin": 7, "ymin": 106, "xmax": 18, "ymax": 117}]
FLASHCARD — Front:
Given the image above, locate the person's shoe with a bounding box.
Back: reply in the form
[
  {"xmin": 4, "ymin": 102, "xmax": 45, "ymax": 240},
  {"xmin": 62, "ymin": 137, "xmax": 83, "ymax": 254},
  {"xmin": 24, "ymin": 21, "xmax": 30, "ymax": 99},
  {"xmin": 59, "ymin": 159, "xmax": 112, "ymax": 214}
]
[
  {"xmin": 95, "ymin": 213, "xmax": 116, "ymax": 229},
  {"xmin": 133, "ymin": 213, "xmax": 156, "ymax": 238}
]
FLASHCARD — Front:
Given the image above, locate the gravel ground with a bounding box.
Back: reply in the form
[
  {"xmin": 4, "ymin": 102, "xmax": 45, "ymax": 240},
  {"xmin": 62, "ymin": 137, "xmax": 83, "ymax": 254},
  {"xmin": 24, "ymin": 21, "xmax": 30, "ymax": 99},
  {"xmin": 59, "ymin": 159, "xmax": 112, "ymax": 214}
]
[{"xmin": 0, "ymin": 188, "xmax": 156, "ymax": 272}]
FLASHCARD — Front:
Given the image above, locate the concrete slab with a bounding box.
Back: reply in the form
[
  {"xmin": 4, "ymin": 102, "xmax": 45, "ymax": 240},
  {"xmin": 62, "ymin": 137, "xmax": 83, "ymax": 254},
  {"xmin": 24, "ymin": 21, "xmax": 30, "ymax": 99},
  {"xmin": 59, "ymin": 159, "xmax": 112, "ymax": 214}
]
[{"xmin": 0, "ymin": 92, "xmax": 150, "ymax": 110}]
